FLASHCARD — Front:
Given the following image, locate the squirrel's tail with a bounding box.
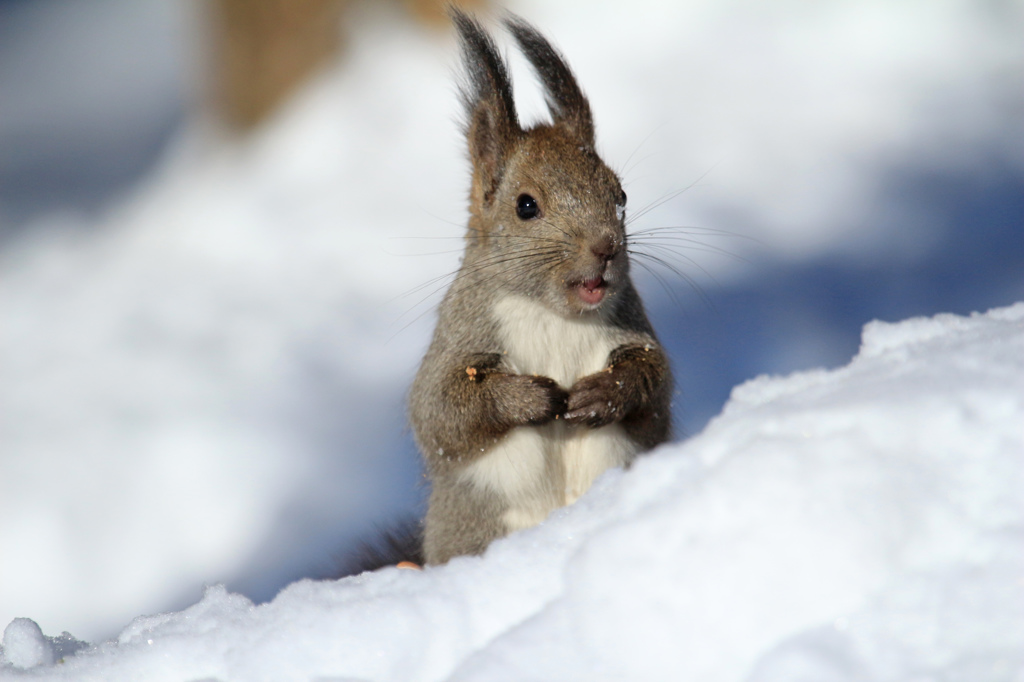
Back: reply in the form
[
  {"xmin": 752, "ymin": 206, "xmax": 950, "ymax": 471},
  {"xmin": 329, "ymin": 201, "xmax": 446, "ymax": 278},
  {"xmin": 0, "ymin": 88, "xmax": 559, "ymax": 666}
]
[{"xmin": 337, "ymin": 517, "xmax": 425, "ymax": 576}]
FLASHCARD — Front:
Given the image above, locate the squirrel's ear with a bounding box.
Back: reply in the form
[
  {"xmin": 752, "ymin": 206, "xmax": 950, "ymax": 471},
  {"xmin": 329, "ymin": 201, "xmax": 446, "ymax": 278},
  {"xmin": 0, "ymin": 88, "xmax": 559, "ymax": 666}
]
[
  {"xmin": 504, "ymin": 15, "xmax": 595, "ymax": 147},
  {"xmin": 452, "ymin": 9, "xmax": 521, "ymax": 207}
]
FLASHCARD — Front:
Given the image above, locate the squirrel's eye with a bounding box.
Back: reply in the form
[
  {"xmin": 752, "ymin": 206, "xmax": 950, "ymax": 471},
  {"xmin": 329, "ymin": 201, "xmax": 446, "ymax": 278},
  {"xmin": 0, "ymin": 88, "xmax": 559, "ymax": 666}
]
[
  {"xmin": 516, "ymin": 194, "xmax": 539, "ymax": 220},
  {"xmin": 618, "ymin": 190, "xmax": 627, "ymax": 206}
]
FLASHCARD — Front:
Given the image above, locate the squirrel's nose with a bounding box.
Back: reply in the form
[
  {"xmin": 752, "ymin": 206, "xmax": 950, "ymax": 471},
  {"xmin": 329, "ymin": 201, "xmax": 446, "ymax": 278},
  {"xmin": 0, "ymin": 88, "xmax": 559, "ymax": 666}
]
[{"xmin": 590, "ymin": 235, "xmax": 619, "ymax": 263}]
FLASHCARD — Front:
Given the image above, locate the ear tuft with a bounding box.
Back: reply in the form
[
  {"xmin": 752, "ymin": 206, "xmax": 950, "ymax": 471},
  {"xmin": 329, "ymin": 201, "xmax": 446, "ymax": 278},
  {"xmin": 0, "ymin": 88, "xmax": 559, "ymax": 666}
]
[
  {"xmin": 451, "ymin": 8, "xmax": 521, "ymax": 206},
  {"xmin": 504, "ymin": 14, "xmax": 595, "ymax": 146}
]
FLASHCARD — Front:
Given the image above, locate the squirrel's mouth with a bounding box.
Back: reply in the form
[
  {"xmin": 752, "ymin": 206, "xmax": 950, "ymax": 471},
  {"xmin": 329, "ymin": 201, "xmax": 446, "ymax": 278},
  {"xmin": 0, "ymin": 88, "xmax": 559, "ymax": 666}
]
[{"xmin": 575, "ymin": 276, "xmax": 607, "ymax": 305}]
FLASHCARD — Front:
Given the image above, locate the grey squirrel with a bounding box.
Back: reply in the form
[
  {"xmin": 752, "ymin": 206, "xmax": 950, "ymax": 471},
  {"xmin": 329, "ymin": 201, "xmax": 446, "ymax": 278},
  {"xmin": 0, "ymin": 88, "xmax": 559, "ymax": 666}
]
[{"xmin": 405, "ymin": 10, "xmax": 673, "ymax": 566}]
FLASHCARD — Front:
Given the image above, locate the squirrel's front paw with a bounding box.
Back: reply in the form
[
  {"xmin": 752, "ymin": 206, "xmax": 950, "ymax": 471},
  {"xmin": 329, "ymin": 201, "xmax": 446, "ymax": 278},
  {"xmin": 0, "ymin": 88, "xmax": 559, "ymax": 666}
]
[
  {"xmin": 495, "ymin": 374, "xmax": 568, "ymax": 426},
  {"xmin": 565, "ymin": 371, "xmax": 622, "ymax": 428}
]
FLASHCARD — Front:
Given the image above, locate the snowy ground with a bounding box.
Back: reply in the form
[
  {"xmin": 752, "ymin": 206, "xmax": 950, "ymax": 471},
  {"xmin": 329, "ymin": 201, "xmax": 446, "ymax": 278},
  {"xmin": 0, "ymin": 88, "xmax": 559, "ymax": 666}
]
[
  {"xmin": 2, "ymin": 302, "xmax": 1022, "ymax": 681},
  {"xmin": 1, "ymin": 0, "xmax": 1022, "ymax": 660}
]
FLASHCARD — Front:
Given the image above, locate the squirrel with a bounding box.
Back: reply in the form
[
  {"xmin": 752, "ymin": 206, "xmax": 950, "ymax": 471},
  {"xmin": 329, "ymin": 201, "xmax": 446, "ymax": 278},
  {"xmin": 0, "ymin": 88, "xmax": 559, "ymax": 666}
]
[{"xmin": 404, "ymin": 10, "xmax": 674, "ymax": 566}]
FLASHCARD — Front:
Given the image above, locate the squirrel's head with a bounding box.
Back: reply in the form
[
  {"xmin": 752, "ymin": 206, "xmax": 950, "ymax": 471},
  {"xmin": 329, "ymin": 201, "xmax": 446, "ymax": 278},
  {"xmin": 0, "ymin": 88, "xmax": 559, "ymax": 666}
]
[{"xmin": 453, "ymin": 11, "xmax": 629, "ymax": 317}]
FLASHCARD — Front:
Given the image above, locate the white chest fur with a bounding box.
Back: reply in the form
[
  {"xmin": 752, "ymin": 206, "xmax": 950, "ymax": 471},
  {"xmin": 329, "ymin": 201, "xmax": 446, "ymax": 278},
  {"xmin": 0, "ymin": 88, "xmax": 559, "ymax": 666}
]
[
  {"xmin": 459, "ymin": 295, "xmax": 640, "ymax": 532},
  {"xmin": 492, "ymin": 294, "xmax": 620, "ymax": 386}
]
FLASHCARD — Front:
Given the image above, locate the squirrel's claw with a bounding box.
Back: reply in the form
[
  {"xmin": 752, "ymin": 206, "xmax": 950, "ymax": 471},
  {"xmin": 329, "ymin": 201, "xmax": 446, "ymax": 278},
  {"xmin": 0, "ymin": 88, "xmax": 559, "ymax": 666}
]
[{"xmin": 564, "ymin": 371, "xmax": 621, "ymax": 428}]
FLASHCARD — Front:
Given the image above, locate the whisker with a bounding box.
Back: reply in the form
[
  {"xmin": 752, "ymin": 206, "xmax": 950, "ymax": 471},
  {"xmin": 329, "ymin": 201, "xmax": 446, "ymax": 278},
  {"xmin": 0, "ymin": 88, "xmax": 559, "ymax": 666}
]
[
  {"xmin": 631, "ymin": 241, "xmax": 723, "ymax": 290},
  {"xmin": 630, "ymin": 224, "xmax": 764, "ymax": 246},
  {"xmin": 387, "ymin": 250, "xmax": 568, "ymax": 340},
  {"xmin": 625, "ymin": 164, "xmax": 719, "ymax": 225},
  {"xmin": 629, "ymin": 249, "xmax": 715, "ymax": 310},
  {"xmin": 385, "ymin": 247, "xmax": 470, "ymax": 257},
  {"xmin": 630, "ymin": 259, "xmax": 684, "ymax": 311},
  {"xmin": 628, "ymin": 236, "xmax": 749, "ymax": 264},
  {"xmin": 392, "ymin": 245, "xmax": 567, "ymax": 307},
  {"xmin": 619, "ymin": 122, "xmax": 669, "ymax": 177}
]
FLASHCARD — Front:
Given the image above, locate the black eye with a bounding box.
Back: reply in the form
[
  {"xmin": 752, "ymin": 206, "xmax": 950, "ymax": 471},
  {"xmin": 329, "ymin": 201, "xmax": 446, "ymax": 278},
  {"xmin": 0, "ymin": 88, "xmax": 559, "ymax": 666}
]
[
  {"xmin": 516, "ymin": 194, "xmax": 539, "ymax": 220},
  {"xmin": 618, "ymin": 190, "xmax": 627, "ymax": 206}
]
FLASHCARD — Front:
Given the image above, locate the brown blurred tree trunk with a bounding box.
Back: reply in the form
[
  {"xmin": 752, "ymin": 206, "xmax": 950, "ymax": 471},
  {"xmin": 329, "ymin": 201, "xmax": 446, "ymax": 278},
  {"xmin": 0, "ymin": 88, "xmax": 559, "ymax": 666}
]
[
  {"xmin": 209, "ymin": 0, "xmax": 347, "ymax": 131},
  {"xmin": 207, "ymin": 0, "xmax": 488, "ymax": 131},
  {"xmin": 404, "ymin": 0, "xmax": 486, "ymax": 26}
]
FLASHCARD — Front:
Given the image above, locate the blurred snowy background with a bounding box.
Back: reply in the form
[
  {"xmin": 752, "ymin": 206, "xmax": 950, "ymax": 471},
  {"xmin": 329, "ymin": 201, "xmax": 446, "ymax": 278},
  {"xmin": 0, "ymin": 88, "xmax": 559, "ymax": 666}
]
[{"xmin": 0, "ymin": 0, "xmax": 1021, "ymax": 642}]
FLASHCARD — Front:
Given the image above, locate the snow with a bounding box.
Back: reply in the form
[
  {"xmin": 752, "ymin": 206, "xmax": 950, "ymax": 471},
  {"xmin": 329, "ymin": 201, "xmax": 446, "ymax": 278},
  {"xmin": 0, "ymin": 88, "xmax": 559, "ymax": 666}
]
[
  {"xmin": 1, "ymin": 0, "xmax": 1022, "ymax": 668},
  {"xmin": 1, "ymin": 620, "xmax": 53, "ymax": 670},
  {"xmin": 1, "ymin": 303, "xmax": 1021, "ymax": 680}
]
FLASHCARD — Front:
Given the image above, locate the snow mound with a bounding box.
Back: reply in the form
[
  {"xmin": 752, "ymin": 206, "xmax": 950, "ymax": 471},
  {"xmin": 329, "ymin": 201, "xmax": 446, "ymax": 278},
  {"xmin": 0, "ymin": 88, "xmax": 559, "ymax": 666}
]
[
  {"xmin": 2, "ymin": 302, "xmax": 1020, "ymax": 681},
  {"xmin": 4, "ymin": 0, "xmax": 1022, "ymax": 641}
]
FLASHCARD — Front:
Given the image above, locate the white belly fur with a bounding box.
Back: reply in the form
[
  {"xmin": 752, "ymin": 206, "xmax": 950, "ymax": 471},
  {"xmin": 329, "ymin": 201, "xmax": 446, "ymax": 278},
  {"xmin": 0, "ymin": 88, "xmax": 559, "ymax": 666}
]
[{"xmin": 460, "ymin": 295, "xmax": 640, "ymax": 532}]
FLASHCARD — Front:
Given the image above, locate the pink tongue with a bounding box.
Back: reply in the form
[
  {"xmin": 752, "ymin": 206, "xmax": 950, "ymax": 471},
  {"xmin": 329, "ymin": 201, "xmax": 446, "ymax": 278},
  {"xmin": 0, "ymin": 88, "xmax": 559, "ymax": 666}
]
[{"xmin": 578, "ymin": 278, "xmax": 605, "ymax": 304}]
